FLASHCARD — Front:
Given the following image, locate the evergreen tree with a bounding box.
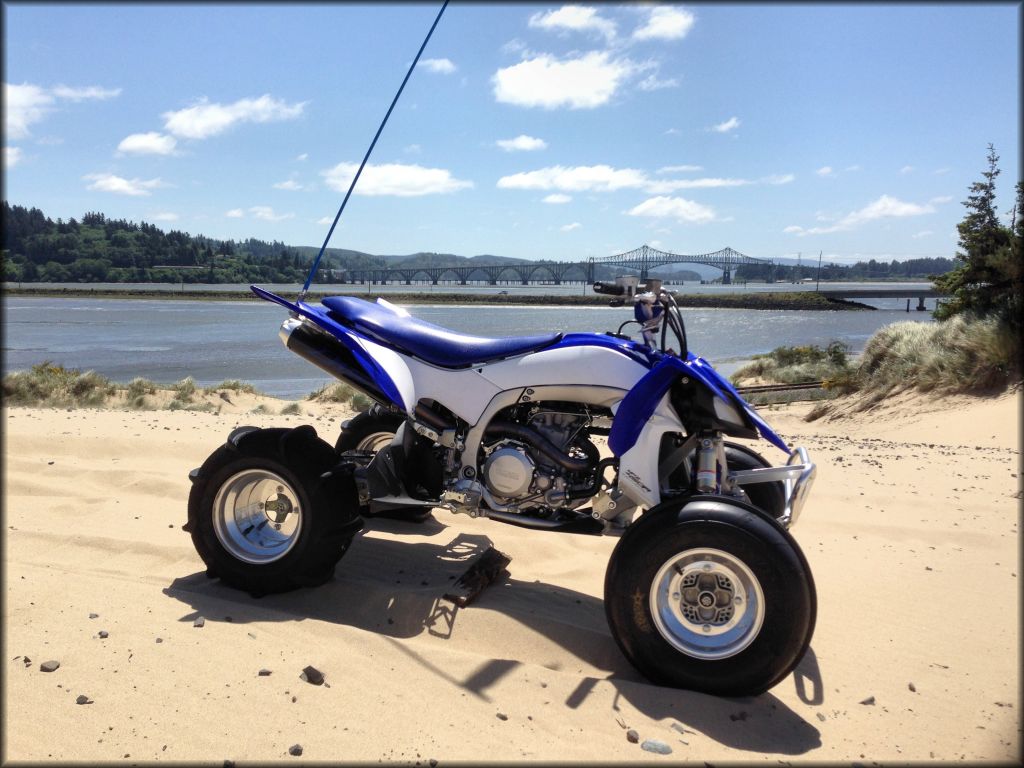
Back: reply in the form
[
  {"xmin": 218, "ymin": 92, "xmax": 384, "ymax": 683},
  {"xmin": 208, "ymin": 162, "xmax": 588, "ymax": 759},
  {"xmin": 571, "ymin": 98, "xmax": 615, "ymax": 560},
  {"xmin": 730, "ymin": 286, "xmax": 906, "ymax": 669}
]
[{"xmin": 934, "ymin": 144, "xmax": 1017, "ymax": 322}]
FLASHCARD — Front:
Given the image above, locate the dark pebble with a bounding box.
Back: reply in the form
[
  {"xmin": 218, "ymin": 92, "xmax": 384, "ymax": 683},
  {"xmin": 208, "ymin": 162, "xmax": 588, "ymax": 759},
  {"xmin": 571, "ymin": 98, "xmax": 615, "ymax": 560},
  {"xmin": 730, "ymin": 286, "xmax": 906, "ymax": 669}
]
[
  {"xmin": 429, "ymin": 760, "xmax": 437, "ymax": 768},
  {"xmin": 258, "ymin": 669, "xmax": 272, "ymax": 676},
  {"xmin": 908, "ymin": 682, "xmax": 917, "ymax": 692},
  {"xmin": 155, "ymin": 638, "xmax": 163, "ymax": 644},
  {"xmin": 288, "ymin": 744, "xmax": 303, "ymax": 756},
  {"xmin": 859, "ymin": 696, "xmax": 876, "ymax": 705},
  {"xmin": 300, "ymin": 665, "xmax": 324, "ymax": 685},
  {"xmin": 76, "ymin": 694, "xmax": 91, "ymax": 705},
  {"xmin": 641, "ymin": 739, "xmax": 673, "ymax": 755},
  {"xmin": 193, "ymin": 616, "xmax": 205, "ymax": 628},
  {"xmin": 23, "ymin": 656, "xmax": 32, "ymax": 666},
  {"xmin": 89, "ymin": 613, "xmax": 99, "ymax": 619},
  {"xmin": 496, "ymin": 712, "xmax": 508, "ymax": 721},
  {"xmin": 626, "ymin": 729, "xmax": 639, "ymax": 743},
  {"xmin": 40, "ymin": 660, "xmax": 60, "ymax": 673},
  {"xmin": 98, "ymin": 631, "xmax": 109, "ymax": 639}
]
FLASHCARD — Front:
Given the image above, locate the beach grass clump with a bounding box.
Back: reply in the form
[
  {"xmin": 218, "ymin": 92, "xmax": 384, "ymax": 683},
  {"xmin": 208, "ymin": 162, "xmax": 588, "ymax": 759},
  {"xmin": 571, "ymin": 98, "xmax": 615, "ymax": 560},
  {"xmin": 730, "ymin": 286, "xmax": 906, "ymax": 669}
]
[
  {"xmin": 857, "ymin": 314, "xmax": 1017, "ymax": 394},
  {"xmin": 126, "ymin": 377, "xmax": 157, "ymax": 400},
  {"xmin": 307, "ymin": 382, "xmax": 359, "ymax": 403},
  {"xmin": 171, "ymin": 376, "xmax": 197, "ymax": 403},
  {"xmin": 3, "ymin": 361, "xmax": 116, "ymax": 407},
  {"xmin": 203, "ymin": 379, "xmax": 259, "ymax": 395},
  {"xmin": 280, "ymin": 402, "xmax": 302, "ymax": 416},
  {"xmin": 732, "ymin": 341, "xmax": 853, "ymax": 386},
  {"xmin": 251, "ymin": 404, "xmax": 270, "ymax": 414}
]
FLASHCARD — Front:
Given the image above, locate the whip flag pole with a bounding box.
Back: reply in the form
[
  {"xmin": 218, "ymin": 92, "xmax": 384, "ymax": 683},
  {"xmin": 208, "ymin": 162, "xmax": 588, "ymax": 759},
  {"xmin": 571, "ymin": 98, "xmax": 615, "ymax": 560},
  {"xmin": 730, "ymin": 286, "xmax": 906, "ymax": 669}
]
[{"xmin": 298, "ymin": 0, "xmax": 450, "ymax": 303}]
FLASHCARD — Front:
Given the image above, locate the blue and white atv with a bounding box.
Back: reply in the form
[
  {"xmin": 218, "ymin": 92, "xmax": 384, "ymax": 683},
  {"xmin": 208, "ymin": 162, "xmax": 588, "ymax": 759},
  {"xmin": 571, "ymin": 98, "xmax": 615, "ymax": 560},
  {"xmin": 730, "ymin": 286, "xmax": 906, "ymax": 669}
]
[{"xmin": 186, "ymin": 276, "xmax": 817, "ymax": 695}]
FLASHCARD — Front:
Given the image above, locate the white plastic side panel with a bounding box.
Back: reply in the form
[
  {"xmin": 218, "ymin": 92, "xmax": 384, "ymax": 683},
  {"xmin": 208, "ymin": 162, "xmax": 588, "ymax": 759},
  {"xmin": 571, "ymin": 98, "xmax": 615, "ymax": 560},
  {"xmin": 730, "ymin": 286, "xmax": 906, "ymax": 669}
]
[
  {"xmin": 478, "ymin": 346, "xmax": 647, "ymax": 391},
  {"xmin": 353, "ymin": 337, "xmax": 416, "ymax": 414},
  {"xmin": 403, "ymin": 358, "xmax": 504, "ymax": 423},
  {"xmin": 617, "ymin": 393, "xmax": 684, "ymax": 509}
]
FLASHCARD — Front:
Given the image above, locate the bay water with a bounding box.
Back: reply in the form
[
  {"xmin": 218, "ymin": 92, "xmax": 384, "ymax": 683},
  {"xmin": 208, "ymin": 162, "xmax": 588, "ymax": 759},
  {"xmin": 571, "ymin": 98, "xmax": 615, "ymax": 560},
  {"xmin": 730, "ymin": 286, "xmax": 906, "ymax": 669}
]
[{"xmin": 3, "ymin": 291, "xmax": 935, "ymax": 399}]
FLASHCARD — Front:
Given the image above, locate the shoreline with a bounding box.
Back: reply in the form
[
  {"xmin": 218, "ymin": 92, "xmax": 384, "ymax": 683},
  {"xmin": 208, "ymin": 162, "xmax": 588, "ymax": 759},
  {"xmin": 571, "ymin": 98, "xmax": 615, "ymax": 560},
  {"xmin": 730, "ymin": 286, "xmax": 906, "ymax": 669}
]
[{"xmin": 1, "ymin": 286, "xmax": 875, "ymax": 310}]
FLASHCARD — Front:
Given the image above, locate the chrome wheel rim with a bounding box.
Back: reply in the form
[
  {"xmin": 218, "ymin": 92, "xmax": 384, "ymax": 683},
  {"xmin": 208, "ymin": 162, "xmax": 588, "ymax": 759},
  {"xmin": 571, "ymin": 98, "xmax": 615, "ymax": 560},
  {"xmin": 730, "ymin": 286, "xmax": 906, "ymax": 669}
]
[
  {"xmin": 650, "ymin": 547, "xmax": 765, "ymax": 660},
  {"xmin": 212, "ymin": 469, "xmax": 302, "ymax": 564},
  {"xmin": 354, "ymin": 430, "xmax": 395, "ymax": 452}
]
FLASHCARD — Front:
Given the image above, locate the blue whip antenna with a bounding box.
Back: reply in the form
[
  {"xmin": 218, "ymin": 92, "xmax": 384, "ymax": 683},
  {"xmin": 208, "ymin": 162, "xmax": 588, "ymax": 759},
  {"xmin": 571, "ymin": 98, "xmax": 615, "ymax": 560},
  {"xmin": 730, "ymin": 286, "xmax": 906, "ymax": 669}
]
[{"xmin": 298, "ymin": 0, "xmax": 449, "ymax": 304}]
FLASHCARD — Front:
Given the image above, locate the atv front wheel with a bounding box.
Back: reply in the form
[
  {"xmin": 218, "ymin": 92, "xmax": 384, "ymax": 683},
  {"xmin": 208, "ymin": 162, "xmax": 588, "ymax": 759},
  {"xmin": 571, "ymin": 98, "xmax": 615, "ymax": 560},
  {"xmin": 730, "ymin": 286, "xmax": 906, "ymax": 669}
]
[
  {"xmin": 604, "ymin": 496, "xmax": 815, "ymax": 695},
  {"xmin": 187, "ymin": 426, "xmax": 363, "ymax": 596}
]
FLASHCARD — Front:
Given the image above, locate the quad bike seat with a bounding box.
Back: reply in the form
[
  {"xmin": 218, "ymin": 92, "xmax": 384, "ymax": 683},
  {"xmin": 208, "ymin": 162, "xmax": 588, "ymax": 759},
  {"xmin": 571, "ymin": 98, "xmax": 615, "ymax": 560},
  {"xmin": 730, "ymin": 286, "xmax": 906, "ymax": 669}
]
[{"xmin": 321, "ymin": 295, "xmax": 562, "ymax": 368}]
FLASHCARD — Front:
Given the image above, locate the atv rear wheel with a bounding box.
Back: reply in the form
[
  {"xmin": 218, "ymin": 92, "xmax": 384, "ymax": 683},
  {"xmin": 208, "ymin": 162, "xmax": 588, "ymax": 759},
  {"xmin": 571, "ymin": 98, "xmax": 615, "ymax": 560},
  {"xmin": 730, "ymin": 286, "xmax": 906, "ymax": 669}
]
[{"xmin": 187, "ymin": 426, "xmax": 363, "ymax": 596}]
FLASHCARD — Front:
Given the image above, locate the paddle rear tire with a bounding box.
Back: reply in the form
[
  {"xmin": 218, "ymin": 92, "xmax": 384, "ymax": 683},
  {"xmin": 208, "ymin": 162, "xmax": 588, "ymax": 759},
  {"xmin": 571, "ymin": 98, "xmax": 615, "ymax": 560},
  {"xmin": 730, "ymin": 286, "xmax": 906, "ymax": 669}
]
[{"xmin": 187, "ymin": 425, "xmax": 363, "ymax": 597}]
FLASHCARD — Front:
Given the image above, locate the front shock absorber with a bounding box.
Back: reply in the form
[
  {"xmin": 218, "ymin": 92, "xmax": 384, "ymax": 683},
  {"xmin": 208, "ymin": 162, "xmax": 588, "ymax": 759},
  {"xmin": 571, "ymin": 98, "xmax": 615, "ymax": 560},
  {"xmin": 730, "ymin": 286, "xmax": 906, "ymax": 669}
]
[{"xmin": 695, "ymin": 433, "xmax": 723, "ymax": 493}]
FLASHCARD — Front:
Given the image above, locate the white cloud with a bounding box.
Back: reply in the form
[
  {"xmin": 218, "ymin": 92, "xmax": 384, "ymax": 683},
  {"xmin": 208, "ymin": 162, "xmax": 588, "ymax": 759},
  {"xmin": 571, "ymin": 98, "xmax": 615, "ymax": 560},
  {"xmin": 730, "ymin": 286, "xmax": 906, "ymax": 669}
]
[
  {"xmin": 493, "ymin": 52, "xmax": 634, "ymax": 109},
  {"xmin": 83, "ymin": 173, "xmax": 166, "ymax": 196},
  {"xmin": 273, "ymin": 179, "xmax": 303, "ymax": 191},
  {"xmin": 117, "ymin": 132, "xmax": 177, "ymax": 156},
  {"xmin": 225, "ymin": 208, "xmax": 245, "ymax": 218},
  {"xmin": 663, "ymin": 127, "xmax": 682, "ymax": 136},
  {"xmin": 163, "ymin": 94, "xmax": 307, "ymax": 140},
  {"xmin": 317, "ymin": 216, "xmax": 334, "ymax": 225},
  {"xmin": 496, "ymin": 134, "xmax": 547, "ymax": 152},
  {"xmin": 404, "ymin": 144, "xmax": 422, "ymax": 154},
  {"xmin": 150, "ymin": 212, "xmax": 179, "ymax": 222},
  {"xmin": 845, "ymin": 164, "xmax": 861, "ymax": 172},
  {"xmin": 657, "ymin": 164, "xmax": 702, "ymax": 173},
  {"xmin": 529, "ymin": 6, "xmax": 617, "ymax": 42},
  {"xmin": 4, "ymin": 146, "xmax": 22, "ymax": 168},
  {"xmin": 709, "ymin": 116, "xmax": 740, "ymax": 133},
  {"xmin": 321, "ymin": 161, "xmax": 473, "ymax": 196},
  {"xmin": 816, "ymin": 166, "xmax": 834, "ymax": 177},
  {"xmin": 51, "ymin": 84, "xmax": 121, "ymax": 102},
  {"xmin": 543, "ymin": 193, "xmax": 572, "ymax": 204},
  {"xmin": 249, "ymin": 205, "xmax": 294, "ymax": 222},
  {"xmin": 560, "ymin": 221, "xmax": 582, "ymax": 232},
  {"xmin": 638, "ymin": 73, "xmax": 679, "ymax": 91},
  {"xmin": 296, "ymin": 153, "xmax": 308, "ymax": 161},
  {"xmin": 627, "ymin": 195, "xmax": 716, "ymax": 223},
  {"xmin": 912, "ymin": 230, "xmax": 933, "ymax": 239},
  {"xmin": 5, "ymin": 83, "xmax": 54, "ymax": 139},
  {"xmin": 419, "ymin": 58, "xmax": 457, "ymax": 74},
  {"xmin": 5, "ymin": 82, "xmax": 120, "ymax": 140},
  {"xmin": 497, "ymin": 164, "xmax": 758, "ymax": 194},
  {"xmin": 784, "ymin": 194, "xmax": 935, "ymax": 236},
  {"xmin": 899, "ymin": 165, "xmax": 914, "ymax": 174},
  {"xmin": 632, "ymin": 6, "xmax": 696, "ymax": 41},
  {"xmin": 933, "ymin": 167, "xmax": 950, "ymax": 175},
  {"xmin": 762, "ymin": 173, "xmax": 795, "ymax": 185},
  {"xmin": 929, "ymin": 195, "xmax": 953, "ymax": 204}
]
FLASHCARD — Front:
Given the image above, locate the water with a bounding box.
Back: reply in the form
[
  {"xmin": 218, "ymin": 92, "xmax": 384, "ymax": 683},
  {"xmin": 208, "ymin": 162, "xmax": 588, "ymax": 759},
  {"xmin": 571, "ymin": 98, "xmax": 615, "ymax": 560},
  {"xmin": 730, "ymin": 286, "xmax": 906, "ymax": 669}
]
[{"xmin": 2, "ymin": 293, "xmax": 936, "ymax": 399}]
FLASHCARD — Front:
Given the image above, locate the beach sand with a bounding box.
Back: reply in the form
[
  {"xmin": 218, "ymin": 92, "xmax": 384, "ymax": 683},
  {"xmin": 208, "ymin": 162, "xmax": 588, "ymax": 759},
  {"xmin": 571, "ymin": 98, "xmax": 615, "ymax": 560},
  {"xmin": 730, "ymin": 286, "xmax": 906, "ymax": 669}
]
[{"xmin": 2, "ymin": 388, "xmax": 1020, "ymax": 763}]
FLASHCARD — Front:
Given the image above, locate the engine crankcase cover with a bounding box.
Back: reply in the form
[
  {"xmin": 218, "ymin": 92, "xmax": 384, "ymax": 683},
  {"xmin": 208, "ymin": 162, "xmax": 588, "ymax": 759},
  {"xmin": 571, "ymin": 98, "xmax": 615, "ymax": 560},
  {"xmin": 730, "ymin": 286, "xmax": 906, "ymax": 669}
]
[{"xmin": 484, "ymin": 445, "xmax": 535, "ymax": 498}]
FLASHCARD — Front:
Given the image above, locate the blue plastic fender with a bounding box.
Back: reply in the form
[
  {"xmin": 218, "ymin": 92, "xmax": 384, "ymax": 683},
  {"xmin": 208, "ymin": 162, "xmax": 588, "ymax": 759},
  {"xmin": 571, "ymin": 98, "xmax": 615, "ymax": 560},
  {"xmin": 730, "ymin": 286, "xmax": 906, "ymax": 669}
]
[{"xmin": 608, "ymin": 352, "xmax": 791, "ymax": 457}]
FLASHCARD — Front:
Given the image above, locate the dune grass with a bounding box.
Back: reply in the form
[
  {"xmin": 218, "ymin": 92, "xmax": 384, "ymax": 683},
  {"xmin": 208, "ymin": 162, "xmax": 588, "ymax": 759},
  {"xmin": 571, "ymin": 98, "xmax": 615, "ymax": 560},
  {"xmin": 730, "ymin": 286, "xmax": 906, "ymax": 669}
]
[
  {"xmin": 856, "ymin": 314, "xmax": 1018, "ymax": 394},
  {"xmin": 731, "ymin": 341, "xmax": 855, "ymax": 388},
  {"xmin": 2, "ymin": 361, "xmax": 117, "ymax": 407}
]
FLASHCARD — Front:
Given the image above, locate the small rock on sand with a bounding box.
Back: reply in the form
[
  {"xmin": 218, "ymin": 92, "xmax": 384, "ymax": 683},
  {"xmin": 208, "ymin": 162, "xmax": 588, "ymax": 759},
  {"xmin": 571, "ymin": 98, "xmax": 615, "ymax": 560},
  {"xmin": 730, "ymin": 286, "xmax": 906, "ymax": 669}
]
[
  {"xmin": 626, "ymin": 729, "xmax": 639, "ymax": 743},
  {"xmin": 908, "ymin": 682, "xmax": 917, "ymax": 692},
  {"xmin": 496, "ymin": 712, "xmax": 509, "ymax": 721},
  {"xmin": 193, "ymin": 616, "xmax": 205, "ymax": 628},
  {"xmin": 859, "ymin": 696, "xmax": 876, "ymax": 705},
  {"xmin": 40, "ymin": 660, "xmax": 60, "ymax": 673},
  {"xmin": 300, "ymin": 666, "xmax": 324, "ymax": 685},
  {"xmin": 75, "ymin": 694, "xmax": 91, "ymax": 705},
  {"xmin": 641, "ymin": 739, "xmax": 672, "ymax": 755},
  {"xmin": 258, "ymin": 669, "xmax": 272, "ymax": 676},
  {"xmin": 98, "ymin": 631, "xmax": 109, "ymax": 639},
  {"xmin": 288, "ymin": 744, "xmax": 303, "ymax": 756}
]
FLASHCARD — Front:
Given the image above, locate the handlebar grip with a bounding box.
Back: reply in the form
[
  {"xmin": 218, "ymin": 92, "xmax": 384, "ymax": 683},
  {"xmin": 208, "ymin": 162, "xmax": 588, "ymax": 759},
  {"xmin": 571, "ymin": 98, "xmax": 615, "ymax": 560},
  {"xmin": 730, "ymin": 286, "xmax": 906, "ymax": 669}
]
[{"xmin": 593, "ymin": 281, "xmax": 626, "ymax": 296}]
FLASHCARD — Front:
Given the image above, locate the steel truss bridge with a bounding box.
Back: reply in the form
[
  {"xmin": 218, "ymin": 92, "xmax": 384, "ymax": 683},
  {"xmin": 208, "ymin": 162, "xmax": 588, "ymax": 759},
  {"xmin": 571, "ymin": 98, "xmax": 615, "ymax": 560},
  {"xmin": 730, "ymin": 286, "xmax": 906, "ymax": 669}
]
[{"xmin": 335, "ymin": 244, "xmax": 771, "ymax": 286}]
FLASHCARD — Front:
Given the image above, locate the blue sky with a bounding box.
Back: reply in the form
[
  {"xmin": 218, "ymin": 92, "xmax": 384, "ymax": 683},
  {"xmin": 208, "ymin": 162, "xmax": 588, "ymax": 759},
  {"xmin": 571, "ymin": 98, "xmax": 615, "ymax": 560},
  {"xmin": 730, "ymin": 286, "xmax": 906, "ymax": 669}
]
[{"xmin": 3, "ymin": 2, "xmax": 1020, "ymax": 264}]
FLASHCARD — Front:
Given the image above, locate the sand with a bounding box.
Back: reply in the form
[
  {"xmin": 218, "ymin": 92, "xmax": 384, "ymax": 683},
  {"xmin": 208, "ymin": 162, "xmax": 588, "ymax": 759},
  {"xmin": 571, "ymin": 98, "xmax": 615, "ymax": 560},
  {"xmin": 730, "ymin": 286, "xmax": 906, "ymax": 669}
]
[{"xmin": 2, "ymin": 388, "xmax": 1020, "ymax": 763}]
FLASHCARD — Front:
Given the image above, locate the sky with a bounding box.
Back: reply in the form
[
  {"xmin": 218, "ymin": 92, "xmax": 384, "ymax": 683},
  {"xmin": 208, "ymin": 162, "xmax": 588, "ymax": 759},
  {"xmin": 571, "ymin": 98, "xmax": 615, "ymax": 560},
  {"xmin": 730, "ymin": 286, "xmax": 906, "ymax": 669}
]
[{"xmin": 2, "ymin": 2, "xmax": 1020, "ymax": 265}]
